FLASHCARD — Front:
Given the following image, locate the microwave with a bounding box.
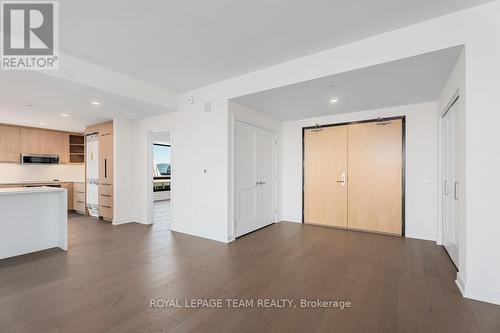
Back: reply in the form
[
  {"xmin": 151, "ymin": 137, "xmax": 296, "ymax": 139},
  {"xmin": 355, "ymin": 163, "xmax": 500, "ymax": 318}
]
[{"xmin": 21, "ymin": 154, "xmax": 60, "ymax": 164}]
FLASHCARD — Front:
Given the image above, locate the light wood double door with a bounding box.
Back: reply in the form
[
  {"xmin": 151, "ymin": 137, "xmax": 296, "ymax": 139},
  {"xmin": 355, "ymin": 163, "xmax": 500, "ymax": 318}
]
[{"xmin": 304, "ymin": 119, "xmax": 403, "ymax": 235}]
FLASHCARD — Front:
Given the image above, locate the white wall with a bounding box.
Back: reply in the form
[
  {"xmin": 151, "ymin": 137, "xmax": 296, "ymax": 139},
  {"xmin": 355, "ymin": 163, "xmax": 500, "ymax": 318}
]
[
  {"xmin": 113, "ymin": 118, "xmax": 135, "ymax": 225},
  {"xmin": 0, "ymin": 163, "xmax": 84, "ymax": 183},
  {"xmin": 131, "ymin": 102, "xmax": 231, "ymax": 242},
  {"xmin": 124, "ymin": 1, "xmax": 500, "ymax": 304},
  {"xmin": 280, "ymin": 103, "xmax": 439, "ymax": 241}
]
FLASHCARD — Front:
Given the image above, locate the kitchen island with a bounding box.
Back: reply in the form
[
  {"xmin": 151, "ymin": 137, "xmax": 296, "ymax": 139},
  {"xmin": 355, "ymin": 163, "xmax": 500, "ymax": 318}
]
[{"xmin": 0, "ymin": 187, "xmax": 67, "ymax": 259}]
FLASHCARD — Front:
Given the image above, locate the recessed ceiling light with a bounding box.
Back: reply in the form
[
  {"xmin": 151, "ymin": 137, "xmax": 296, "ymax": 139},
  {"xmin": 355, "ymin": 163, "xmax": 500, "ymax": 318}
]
[
  {"xmin": 330, "ymin": 98, "xmax": 339, "ymax": 103},
  {"xmin": 39, "ymin": 122, "xmax": 46, "ymax": 125},
  {"xmin": 61, "ymin": 113, "xmax": 70, "ymax": 117},
  {"xmin": 91, "ymin": 101, "xmax": 100, "ymax": 105},
  {"xmin": 26, "ymin": 104, "xmax": 35, "ymax": 107}
]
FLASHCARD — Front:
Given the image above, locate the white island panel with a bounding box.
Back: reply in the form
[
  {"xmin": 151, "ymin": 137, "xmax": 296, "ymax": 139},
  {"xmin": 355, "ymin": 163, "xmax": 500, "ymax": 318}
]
[{"xmin": 0, "ymin": 187, "xmax": 67, "ymax": 259}]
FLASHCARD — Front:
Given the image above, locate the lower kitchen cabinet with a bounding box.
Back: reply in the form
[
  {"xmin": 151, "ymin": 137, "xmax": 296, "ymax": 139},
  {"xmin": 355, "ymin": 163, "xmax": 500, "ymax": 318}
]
[{"xmin": 73, "ymin": 182, "xmax": 86, "ymax": 214}]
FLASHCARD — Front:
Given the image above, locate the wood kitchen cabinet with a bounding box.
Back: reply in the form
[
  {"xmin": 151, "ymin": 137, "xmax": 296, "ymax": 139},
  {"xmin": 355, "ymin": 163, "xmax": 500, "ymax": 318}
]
[
  {"xmin": 99, "ymin": 133, "xmax": 113, "ymax": 184},
  {"xmin": 0, "ymin": 123, "xmax": 81, "ymax": 164},
  {"xmin": 41, "ymin": 130, "xmax": 70, "ymax": 163},
  {"xmin": 59, "ymin": 132, "xmax": 70, "ymax": 164},
  {"xmin": 99, "ymin": 131, "xmax": 113, "ymax": 221},
  {"xmin": 61, "ymin": 183, "xmax": 74, "ymax": 210},
  {"xmin": 73, "ymin": 182, "xmax": 86, "ymax": 214},
  {"xmin": 20, "ymin": 127, "xmax": 42, "ymax": 154},
  {"xmin": 0, "ymin": 125, "xmax": 21, "ymax": 163},
  {"xmin": 86, "ymin": 120, "xmax": 114, "ymax": 221}
]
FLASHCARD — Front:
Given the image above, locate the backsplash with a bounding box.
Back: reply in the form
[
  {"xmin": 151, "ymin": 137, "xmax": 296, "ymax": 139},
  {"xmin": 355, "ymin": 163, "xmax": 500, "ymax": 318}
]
[{"xmin": 0, "ymin": 163, "xmax": 85, "ymax": 183}]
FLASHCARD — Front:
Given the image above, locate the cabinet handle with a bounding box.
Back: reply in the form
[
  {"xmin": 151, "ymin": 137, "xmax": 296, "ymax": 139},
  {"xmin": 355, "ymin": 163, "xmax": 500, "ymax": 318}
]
[
  {"xmin": 101, "ymin": 205, "xmax": 112, "ymax": 208},
  {"xmin": 100, "ymin": 194, "xmax": 111, "ymax": 197},
  {"xmin": 104, "ymin": 158, "xmax": 107, "ymax": 178},
  {"xmin": 454, "ymin": 182, "xmax": 459, "ymax": 200}
]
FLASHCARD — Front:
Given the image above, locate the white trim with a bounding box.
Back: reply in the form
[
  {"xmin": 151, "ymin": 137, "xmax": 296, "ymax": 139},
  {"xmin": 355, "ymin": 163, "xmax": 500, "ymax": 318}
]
[
  {"xmin": 112, "ymin": 217, "xmax": 135, "ymax": 225},
  {"xmin": 441, "ymin": 90, "xmax": 460, "ymax": 117},
  {"xmin": 465, "ymin": 286, "xmax": 500, "ymax": 306},
  {"xmin": 455, "ymin": 272, "xmax": 466, "ymax": 295},
  {"xmin": 458, "ymin": 277, "xmax": 500, "ymax": 306},
  {"xmin": 171, "ymin": 224, "xmax": 228, "ymax": 243}
]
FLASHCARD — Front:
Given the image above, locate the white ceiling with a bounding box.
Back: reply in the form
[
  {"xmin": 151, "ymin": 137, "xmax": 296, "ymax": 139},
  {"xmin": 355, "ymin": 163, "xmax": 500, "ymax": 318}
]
[
  {"xmin": 232, "ymin": 46, "xmax": 463, "ymax": 121},
  {"xmin": 59, "ymin": 0, "xmax": 492, "ymax": 92},
  {"xmin": 0, "ymin": 71, "xmax": 171, "ymax": 132}
]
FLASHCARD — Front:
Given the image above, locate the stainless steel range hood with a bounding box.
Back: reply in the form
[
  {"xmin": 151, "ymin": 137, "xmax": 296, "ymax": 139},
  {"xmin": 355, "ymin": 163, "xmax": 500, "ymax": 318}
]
[{"xmin": 21, "ymin": 154, "xmax": 60, "ymax": 164}]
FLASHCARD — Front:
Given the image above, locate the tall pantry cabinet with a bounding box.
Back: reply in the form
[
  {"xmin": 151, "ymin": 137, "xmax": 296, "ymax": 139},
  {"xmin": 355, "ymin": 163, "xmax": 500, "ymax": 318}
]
[{"xmin": 86, "ymin": 121, "xmax": 114, "ymax": 221}]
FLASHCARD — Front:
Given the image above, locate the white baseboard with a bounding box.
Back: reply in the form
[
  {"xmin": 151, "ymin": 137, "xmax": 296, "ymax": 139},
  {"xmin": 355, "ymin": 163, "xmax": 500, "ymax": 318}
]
[
  {"xmin": 456, "ymin": 273, "xmax": 500, "ymax": 305},
  {"xmin": 171, "ymin": 224, "xmax": 228, "ymax": 243},
  {"xmin": 112, "ymin": 217, "xmax": 134, "ymax": 225},
  {"xmin": 455, "ymin": 272, "xmax": 466, "ymax": 295},
  {"xmin": 133, "ymin": 217, "xmax": 151, "ymax": 225},
  {"xmin": 464, "ymin": 284, "xmax": 500, "ymax": 305},
  {"xmin": 112, "ymin": 217, "xmax": 151, "ymax": 225}
]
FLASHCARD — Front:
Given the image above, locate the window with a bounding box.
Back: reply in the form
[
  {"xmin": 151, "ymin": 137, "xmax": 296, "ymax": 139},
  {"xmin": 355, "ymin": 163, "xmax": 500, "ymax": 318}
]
[
  {"xmin": 153, "ymin": 144, "xmax": 170, "ymax": 192},
  {"xmin": 153, "ymin": 144, "xmax": 171, "ymax": 177}
]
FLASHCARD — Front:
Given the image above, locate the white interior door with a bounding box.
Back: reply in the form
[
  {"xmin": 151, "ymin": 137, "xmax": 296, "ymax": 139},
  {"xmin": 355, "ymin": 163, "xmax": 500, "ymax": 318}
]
[
  {"xmin": 442, "ymin": 99, "xmax": 459, "ymax": 267},
  {"xmin": 235, "ymin": 121, "xmax": 276, "ymax": 237}
]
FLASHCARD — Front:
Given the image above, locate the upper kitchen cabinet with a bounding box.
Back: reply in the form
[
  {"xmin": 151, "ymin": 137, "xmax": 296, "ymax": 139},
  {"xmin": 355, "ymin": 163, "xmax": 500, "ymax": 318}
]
[
  {"xmin": 41, "ymin": 130, "xmax": 70, "ymax": 164},
  {"xmin": 0, "ymin": 123, "xmax": 84, "ymax": 164},
  {"xmin": 0, "ymin": 125, "xmax": 21, "ymax": 163},
  {"xmin": 99, "ymin": 121, "xmax": 113, "ymax": 136},
  {"xmin": 86, "ymin": 120, "xmax": 113, "ymax": 136},
  {"xmin": 20, "ymin": 127, "xmax": 42, "ymax": 154}
]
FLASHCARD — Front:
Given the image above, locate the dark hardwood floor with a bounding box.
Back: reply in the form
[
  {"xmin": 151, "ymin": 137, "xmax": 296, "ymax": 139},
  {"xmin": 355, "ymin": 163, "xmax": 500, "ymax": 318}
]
[
  {"xmin": 1, "ymin": 215, "xmax": 499, "ymax": 333},
  {"xmin": 152, "ymin": 200, "xmax": 170, "ymax": 229}
]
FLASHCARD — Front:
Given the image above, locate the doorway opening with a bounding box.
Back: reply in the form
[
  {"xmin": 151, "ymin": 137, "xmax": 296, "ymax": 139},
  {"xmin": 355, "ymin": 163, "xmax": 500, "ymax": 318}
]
[{"xmin": 149, "ymin": 130, "xmax": 172, "ymax": 229}]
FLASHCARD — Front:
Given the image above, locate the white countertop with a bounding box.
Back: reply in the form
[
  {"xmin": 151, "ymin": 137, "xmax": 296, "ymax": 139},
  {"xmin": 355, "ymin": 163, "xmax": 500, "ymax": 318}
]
[
  {"xmin": 0, "ymin": 180, "xmax": 83, "ymax": 185},
  {"xmin": 0, "ymin": 187, "xmax": 66, "ymax": 195}
]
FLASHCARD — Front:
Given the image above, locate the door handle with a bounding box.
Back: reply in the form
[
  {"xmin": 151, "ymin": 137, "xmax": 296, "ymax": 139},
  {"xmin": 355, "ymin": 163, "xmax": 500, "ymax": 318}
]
[
  {"xmin": 454, "ymin": 182, "xmax": 459, "ymax": 200},
  {"xmin": 336, "ymin": 172, "xmax": 347, "ymax": 187}
]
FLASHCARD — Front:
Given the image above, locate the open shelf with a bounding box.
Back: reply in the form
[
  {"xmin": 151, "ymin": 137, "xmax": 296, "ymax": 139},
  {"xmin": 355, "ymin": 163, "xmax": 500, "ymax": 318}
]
[{"xmin": 69, "ymin": 134, "xmax": 85, "ymax": 164}]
